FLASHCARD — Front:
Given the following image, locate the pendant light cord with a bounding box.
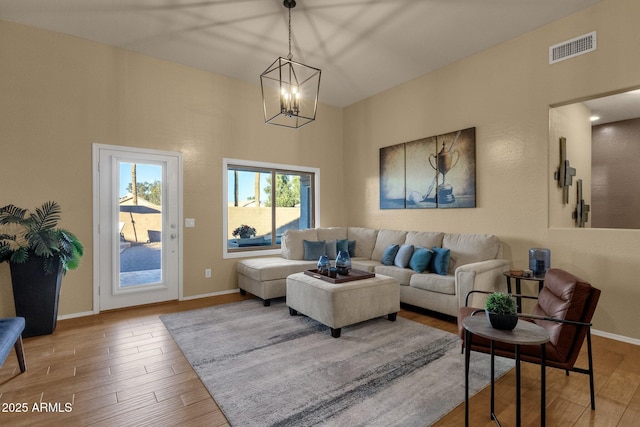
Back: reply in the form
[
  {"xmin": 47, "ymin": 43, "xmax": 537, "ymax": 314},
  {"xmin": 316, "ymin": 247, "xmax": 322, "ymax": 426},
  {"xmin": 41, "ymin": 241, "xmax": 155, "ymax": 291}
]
[{"xmin": 287, "ymin": 6, "xmax": 293, "ymax": 60}]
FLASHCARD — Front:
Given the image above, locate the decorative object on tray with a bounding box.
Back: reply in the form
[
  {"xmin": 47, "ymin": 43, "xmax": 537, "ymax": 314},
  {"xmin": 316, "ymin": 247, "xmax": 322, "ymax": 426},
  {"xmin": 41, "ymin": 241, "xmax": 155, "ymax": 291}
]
[
  {"xmin": 485, "ymin": 292, "xmax": 518, "ymax": 330},
  {"xmin": 335, "ymin": 250, "xmax": 351, "ymax": 275},
  {"xmin": 317, "ymin": 255, "xmax": 330, "ymax": 275}
]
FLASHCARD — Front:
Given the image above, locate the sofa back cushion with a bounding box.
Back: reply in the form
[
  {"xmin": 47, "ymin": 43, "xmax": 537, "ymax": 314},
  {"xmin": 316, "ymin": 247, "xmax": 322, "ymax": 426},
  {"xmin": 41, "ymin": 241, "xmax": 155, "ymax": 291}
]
[
  {"xmin": 443, "ymin": 233, "xmax": 500, "ymax": 273},
  {"xmin": 404, "ymin": 231, "xmax": 444, "ymax": 249},
  {"xmin": 281, "ymin": 229, "xmax": 319, "ymax": 260},
  {"xmin": 371, "ymin": 229, "xmax": 408, "ymax": 261},
  {"xmin": 347, "ymin": 227, "xmax": 379, "ymax": 259},
  {"xmin": 317, "ymin": 227, "xmax": 348, "ymax": 242}
]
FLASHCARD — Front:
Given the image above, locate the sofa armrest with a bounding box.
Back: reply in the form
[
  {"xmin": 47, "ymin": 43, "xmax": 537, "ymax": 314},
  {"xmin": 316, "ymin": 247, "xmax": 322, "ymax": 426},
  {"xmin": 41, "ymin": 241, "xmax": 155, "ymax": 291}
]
[{"xmin": 455, "ymin": 259, "xmax": 511, "ymax": 308}]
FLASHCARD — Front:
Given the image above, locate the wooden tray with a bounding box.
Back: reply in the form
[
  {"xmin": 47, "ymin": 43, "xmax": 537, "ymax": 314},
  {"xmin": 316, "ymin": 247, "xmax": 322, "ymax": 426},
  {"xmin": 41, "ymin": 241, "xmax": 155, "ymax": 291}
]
[{"xmin": 304, "ymin": 269, "xmax": 375, "ymax": 284}]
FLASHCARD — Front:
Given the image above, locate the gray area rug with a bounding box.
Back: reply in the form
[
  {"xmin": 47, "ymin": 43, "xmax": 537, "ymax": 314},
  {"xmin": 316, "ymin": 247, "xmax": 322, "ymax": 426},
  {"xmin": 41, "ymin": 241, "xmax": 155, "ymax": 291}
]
[{"xmin": 161, "ymin": 299, "xmax": 513, "ymax": 426}]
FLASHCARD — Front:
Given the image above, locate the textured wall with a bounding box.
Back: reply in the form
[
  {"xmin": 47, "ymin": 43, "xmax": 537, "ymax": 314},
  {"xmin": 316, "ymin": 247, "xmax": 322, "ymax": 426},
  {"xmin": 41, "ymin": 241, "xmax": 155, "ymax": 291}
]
[
  {"xmin": 343, "ymin": 0, "xmax": 640, "ymax": 340},
  {"xmin": 2, "ymin": 0, "xmax": 640, "ymax": 340},
  {"xmin": 591, "ymin": 117, "xmax": 640, "ymax": 228},
  {"xmin": 0, "ymin": 19, "xmax": 343, "ymax": 317}
]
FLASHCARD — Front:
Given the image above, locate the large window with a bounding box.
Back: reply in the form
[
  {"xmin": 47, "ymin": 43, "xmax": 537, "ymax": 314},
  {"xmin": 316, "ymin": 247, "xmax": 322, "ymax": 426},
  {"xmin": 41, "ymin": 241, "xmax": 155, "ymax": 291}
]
[{"xmin": 223, "ymin": 159, "xmax": 319, "ymax": 258}]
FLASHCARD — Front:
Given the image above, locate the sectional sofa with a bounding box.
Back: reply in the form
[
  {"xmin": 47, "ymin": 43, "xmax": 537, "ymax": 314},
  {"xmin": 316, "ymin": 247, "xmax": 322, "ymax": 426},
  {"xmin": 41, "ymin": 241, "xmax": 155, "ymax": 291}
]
[{"xmin": 236, "ymin": 227, "xmax": 510, "ymax": 317}]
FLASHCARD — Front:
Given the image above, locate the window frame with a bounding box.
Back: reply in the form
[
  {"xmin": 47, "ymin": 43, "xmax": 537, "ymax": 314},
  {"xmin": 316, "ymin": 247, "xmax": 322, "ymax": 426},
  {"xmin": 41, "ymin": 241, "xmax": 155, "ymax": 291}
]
[{"xmin": 222, "ymin": 158, "xmax": 320, "ymax": 259}]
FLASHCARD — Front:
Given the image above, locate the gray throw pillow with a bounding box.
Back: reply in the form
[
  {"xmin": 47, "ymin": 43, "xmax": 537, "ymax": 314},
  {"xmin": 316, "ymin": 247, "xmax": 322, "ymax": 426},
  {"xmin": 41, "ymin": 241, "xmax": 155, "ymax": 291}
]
[
  {"xmin": 303, "ymin": 240, "xmax": 326, "ymax": 261},
  {"xmin": 394, "ymin": 244, "xmax": 415, "ymax": 268}
]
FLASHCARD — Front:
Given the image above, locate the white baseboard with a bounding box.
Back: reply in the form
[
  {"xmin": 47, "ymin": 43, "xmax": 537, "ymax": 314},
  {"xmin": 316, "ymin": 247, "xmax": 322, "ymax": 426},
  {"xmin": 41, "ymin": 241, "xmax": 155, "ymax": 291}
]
[
  {"xmin": 592, "ymin": 328, "xmax": 640, "ymax": 346},
  {"xmin": 55, "ymin": 289, "xmax": 240, "ymax": 321},
  {"xmin": 57, "ymin": 310, "xmax": 95, "ymax": 320},
  {"xmin": 180, "ymin": 288, "xmax": 240, "ymax": 301}
]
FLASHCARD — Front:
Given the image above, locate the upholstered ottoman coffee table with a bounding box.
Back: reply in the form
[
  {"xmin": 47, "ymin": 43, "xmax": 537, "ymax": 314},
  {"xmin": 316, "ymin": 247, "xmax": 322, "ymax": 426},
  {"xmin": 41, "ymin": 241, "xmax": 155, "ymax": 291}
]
[{"xmin": 286, "ymin": 270, "xmax": 400, "ymax": 338}]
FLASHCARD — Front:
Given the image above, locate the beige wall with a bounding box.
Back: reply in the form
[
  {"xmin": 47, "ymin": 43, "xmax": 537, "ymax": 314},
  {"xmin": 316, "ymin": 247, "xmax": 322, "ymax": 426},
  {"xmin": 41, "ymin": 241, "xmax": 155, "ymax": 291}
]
[
  {"xmin": 549, "ymin": 102, "xmax": 592, "ymax": 228},
  {"xmin": 2, "ymin": 0, "xmax": 639, "ymax": 340},
  {"xmin": 0, "ymin": 19, "xmax": 344, "ymax": 317},
  {"xmin": 343, "ymin": 0, "xmax": 640, "ymax": 339}
]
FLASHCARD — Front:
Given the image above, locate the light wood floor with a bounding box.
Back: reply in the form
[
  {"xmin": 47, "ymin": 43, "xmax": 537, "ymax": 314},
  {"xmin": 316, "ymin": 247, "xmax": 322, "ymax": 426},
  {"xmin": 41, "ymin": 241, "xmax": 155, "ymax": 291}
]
[{"xmin": 0, "ymin": 293, "xmax": 638, "ymax": 426}]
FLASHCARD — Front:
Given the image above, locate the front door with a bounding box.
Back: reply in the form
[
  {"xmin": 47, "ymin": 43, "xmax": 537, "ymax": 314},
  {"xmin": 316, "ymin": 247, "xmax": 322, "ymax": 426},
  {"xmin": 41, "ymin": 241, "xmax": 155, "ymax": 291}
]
[{"xmin": 93, "ymin": 144, "xmax": 182, "ymax": 311}]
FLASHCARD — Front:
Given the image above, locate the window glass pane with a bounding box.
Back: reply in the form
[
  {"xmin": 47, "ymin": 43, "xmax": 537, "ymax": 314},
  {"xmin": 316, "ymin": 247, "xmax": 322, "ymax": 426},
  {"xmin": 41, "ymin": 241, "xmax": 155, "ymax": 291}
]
[
  {"xmin": 227, "ymin": 169, "xmax": 272, "ymax": 249},
  {"xmin": 118, "ymin": 162, "xmax": 163, "ymax": 287},
  {"xmin": 225, "ymin": 161, "xmax": 316, "ymax": 255},
  {"xmin": 273, "ymin": 172, "xmax": 313, "ymax": 236}
]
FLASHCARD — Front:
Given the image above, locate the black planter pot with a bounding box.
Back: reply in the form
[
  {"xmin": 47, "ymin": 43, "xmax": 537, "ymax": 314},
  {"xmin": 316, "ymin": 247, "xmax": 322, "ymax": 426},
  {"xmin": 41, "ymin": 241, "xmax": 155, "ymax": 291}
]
[
  {"xmin": 486, "ymin": 311, "xmax": 518, "ymax": 331},
  {"xmin": 10, "ymin": 256, "xmax": 63, "ymax": 338}
]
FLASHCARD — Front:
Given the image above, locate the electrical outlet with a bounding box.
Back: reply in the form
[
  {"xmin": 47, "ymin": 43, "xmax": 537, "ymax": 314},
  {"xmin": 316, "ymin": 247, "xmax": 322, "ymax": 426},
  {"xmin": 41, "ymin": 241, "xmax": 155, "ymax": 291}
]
[{"xmin": 205, "ymin": 268, "xmax": 212, "ymax": 278}]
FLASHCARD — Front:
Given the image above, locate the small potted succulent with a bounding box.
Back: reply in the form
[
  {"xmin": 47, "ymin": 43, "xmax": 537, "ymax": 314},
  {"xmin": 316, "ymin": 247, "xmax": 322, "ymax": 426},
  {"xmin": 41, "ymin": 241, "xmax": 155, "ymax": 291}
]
[
  {"xmin": 485, "ymin": 292, "xmax": 518, "ymax": 330},
  {"xmin": 232, "ymin": 224, "xmax": 257, "ymax": 239}
]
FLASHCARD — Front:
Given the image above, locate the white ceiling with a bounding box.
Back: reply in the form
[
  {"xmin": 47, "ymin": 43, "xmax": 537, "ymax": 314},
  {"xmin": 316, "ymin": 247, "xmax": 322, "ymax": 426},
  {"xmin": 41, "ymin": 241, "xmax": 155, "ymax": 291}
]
[
  {"xmin": 583, "ymin": 89, "xmax": 640, "ymax": 125},
  {"xmin": 0, "ymin": 0, "xmax": 601, "ymax": 107}
]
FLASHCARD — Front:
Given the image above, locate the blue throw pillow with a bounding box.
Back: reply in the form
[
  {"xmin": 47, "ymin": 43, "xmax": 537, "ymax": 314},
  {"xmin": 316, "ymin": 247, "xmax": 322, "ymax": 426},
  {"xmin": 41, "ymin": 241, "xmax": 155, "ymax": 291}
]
[
  {"xmin": 325, "ymin": 240, "xmax": 338, "ymax": 259},
  {"xmin": 430, "ymin": 246, "xmax": 451, "ymax": 275},
  {"xmin": 303, "ymin": 240, "xmax": 326, "ymax": 261},
  {"xmin": 409, "ymin": 247, "xmax": 433, "ymax": 273},
  {"xmin": 348, "ymin": 240, "xmax": 356, "ymax": 257},
  {"xmin": 381, "ymin": 244, "xmax": 400, "ymax": 266},
  {"xmin": 394, "ymin": 244, "xmax": 414, "ymax": 268},
  {"xmin": 336, "ymin": 238, "xmax": 349, "ymax": 255}
]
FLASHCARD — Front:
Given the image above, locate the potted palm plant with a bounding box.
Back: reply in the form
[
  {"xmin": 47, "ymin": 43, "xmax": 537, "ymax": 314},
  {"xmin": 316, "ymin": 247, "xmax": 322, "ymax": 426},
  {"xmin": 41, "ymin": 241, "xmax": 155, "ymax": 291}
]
[
  {"xmin": 0, "ymin": 201, "xmax": 83, "ymax": 337},
  {"xmin": 485, "ymin": 292, "xmax": 518, "ymax": 330}
]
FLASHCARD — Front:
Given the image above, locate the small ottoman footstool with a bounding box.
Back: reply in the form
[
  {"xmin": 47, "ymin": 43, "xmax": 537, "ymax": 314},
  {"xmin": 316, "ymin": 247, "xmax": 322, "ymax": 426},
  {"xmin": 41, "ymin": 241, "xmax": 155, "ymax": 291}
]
[{"xmin": 286, "ymin": 271, "xmax": 400, "ymax": 338}]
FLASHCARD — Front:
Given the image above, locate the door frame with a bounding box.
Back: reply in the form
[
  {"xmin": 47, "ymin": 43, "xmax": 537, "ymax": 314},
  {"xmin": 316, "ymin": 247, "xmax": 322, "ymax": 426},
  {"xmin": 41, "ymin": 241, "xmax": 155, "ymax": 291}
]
[{"xmin": 92, "ymin": 143, "xmax": 184, "ymax": 313}]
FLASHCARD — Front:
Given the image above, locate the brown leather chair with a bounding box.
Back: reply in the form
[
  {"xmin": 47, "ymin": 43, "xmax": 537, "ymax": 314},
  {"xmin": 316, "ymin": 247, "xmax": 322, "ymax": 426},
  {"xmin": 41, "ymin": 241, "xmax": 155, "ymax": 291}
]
[{"xmin": 457, "ymin": 268, "xmax": 601, "ymax": 409}]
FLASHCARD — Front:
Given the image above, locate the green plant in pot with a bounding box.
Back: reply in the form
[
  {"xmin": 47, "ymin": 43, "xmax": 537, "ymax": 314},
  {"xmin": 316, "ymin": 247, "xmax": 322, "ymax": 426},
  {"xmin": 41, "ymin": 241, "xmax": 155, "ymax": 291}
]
[
  {"xmin": 485, "ymin": 292, "xmax": 518, "ymax": 330},
  {"xmin": 232, "ymin": 224, "xmax": 256, "ymax": 239},
  {"xmin": 0, "ymin": 201, "xmax": 83, "ymax": 337}
]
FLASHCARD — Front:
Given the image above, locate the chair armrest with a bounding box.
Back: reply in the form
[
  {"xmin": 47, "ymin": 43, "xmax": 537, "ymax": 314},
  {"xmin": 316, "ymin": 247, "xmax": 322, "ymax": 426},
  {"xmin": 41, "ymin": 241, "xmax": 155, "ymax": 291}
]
[
  {"xmin": 456, "ymin": 259, "xmax": 511, "ymax": 308},
  {"xmin": 517, "ymin": 313, "xmax": 593, "ymax": 327}
]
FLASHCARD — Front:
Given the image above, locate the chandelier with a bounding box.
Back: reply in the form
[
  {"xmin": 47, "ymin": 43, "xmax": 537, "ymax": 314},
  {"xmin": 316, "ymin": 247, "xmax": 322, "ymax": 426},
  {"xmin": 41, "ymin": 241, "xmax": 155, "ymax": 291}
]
[{"xmin": 260, "ymin": 0, "xmax": 321, "ymax": 128}]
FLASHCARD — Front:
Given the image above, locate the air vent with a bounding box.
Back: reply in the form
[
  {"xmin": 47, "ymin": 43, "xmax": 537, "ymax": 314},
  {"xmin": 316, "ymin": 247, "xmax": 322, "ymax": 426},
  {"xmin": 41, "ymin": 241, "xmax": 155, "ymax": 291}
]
[{"xmin": 549, "ymin": 31, "xmax": 596, "ymax": 64}]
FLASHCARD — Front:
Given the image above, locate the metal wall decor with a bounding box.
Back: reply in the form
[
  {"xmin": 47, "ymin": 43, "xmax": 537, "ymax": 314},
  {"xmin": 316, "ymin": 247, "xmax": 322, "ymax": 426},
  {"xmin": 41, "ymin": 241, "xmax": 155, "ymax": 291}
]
[
  {"xmin": 553, "ymin": 136, "xmax": 590, "ymax": 227},
  {"xmin": 554, "ymin": 137, "xmax": 576, "ymax": 204},
  {"xmin": 380, "ymin": 127, "xmax": 476, "ymax": 209},
  {"xmin": 573, "ymin": 179, "xmax": 591, "ymax": 227}
]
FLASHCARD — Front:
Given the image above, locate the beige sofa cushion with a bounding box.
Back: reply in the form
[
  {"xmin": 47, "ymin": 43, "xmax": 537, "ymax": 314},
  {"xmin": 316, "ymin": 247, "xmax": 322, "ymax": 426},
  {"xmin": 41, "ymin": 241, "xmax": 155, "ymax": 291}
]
[
  {"xmin": 371, "ymin": 229, "xmax": 408, "ymax": 261},
  {"xmin": 317, "ymin": 227, "xmax": 348, "ymax": 242},
  {"xmin": 405, "ymin": 231, "xmax": 444, "ymax": 249},
  {"xmin": 281, "ymin": 229, "xmax": 319, "ymax": 260},
  {"xmin": 347, "ymin": 227, "xmax": 379, "ymax": 259},
  {"xmin": 351, "ymin": 258, "xmax": 382, "ymax": 273},
  {"xmin": 237, "ymin": 257, "xmax": 317, "ymax": 281},
  {"xmin": 443, "ymin": 233, "xmax": 500, "ymax": 273},
  {"xmin": 374, "ymin": 265, "xmax": 415, "ymax": 285},
  {"xmin": 409, "ymin": 273, "xmax": 456, "ymax": 295}
]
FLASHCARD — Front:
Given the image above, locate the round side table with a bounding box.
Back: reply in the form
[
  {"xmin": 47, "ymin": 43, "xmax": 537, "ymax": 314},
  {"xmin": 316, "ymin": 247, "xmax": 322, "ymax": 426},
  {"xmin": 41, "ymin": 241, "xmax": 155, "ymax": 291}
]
[{"xmin": 463, "ymin": 315, "xmax": 550, "ymax": 427}]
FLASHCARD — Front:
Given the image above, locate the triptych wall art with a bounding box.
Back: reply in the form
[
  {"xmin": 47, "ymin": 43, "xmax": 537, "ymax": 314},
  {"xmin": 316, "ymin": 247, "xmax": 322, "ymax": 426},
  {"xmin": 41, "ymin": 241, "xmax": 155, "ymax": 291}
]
[{"xmin": 380, "ymin": 127, "xmax": 476, "ymax": 209}]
